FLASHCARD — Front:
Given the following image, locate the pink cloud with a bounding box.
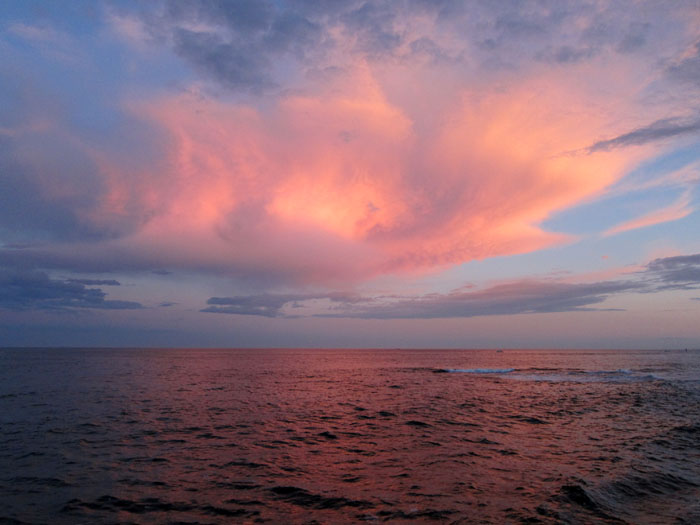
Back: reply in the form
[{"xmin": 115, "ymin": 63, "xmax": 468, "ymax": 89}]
[
  {"xmin": 603, "ymin": 190, "xmax": 694, "ymax": 237},
  {"xmin": 77, "ymin": 64, "xmax": 654, "ymax": 284}
]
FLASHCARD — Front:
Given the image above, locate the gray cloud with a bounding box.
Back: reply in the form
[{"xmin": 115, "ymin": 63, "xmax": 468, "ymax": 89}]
[
  {"xmin": 408, "ymin": 36, "xmax": 455, "ymax": 63},
  {"xmin": 124, "ymin": 0, "xmax": 700, "ymax": 106},
  {"xmin": 668, "ymin": 41, "xmax": 700, "ymax": 85},
  {"xmin": 339, "ymin": 2, "xmax": 402, "ymax": 56},
  {"xmin": 0, "ymin": 269, "xmax": 142, "ymax": 311},
  {"xmin": 645, "ymin": 254, "xmax": 700, "ymax": 290},
  {"xmin": 131, "ymin": 1, "xmax": 587, "ymax": 91},
  {"xmin": 536, "ymin": 45, "xmax": 596, "ymax": 64},
  {"xmin": 587, "ymin": 117, "xmax": 700, "ymax": 153},
  {"xmin": 493, "ymin": 5, "xmax": 568, "ymax": 40},
  {"xmin": 165, "ymin": 0, "xmax": 274, "ymax": 34},
  {"xmin": 167, "ymin": 2, "xmax": 323, "ymax": 91},
  {"xmin": 201, "ymin": 252, "xmax": 700, "ymax": 319},
  {"xmin": 202, "ymin": 294, "xmax": 303, "ymax": 317},
  {"xmin": 0, "ymin": 240, "xmax": 326, "ymax": 289},
  {"xmin": 0, "ymin": 136, "xmax": 105, "ymax": 243},
  {"xmin": 0, "ymin": 244, "xmax": 149, "ymax": 274},
  {"xmin": 201, "ymin": 280, "xmax": 641, "ymax": 319},
  {"xmin": 202, "ymin": 291, "xmax": 367, "ymax": 317},
  {"xmin": 144, "ymin": 0, "xmax": 322, "ymax": 92},
  {"xmin": 172, "ymin": 29, "xmax": 273, "ymax": 91},
  {"xmin": 0, "ymin": 55, "xmax": 167, "ymax": 247},
  {"xmin": 616, "ymin": 22, "xmax": 650, "ymax": 54},
  {"xmin": 66, "ymin": 278, "xmax": 120, "ymax": 286},
  {"xmin": 317, "ymin": 280, "xmax": 641, "ymax": 319}
]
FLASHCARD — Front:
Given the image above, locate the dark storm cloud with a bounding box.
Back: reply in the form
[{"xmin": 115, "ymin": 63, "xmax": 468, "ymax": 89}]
[
  {"xmin": 587, "ymin": 118, "xmax": 700, "ymax": 153},
  {"xmin": 0, "ymin": 269, "xmax": 142, "ymax": 311},
  {"xmin": 201, "ymin": 253, "xmax": 700, "ymax": 319}
]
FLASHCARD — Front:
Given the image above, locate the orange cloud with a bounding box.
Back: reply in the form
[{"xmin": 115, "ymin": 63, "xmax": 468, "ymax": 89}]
[{"xmin": 85, "ymin": 65, "xmax": 651, "ymax": 284}]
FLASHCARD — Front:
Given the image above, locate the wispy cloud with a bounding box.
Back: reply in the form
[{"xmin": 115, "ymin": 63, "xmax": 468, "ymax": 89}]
[
  {"xmin": 588, "ymin": 118, "xmax": 700, "ymax": 153},
  {"xmin": 603, "ymin": 189, "xmax": 694, "ymax": 236},
  {"xmin": 202, "ymin": 291, "xmax": 369, "ymax": 317},
  {"xmin": 201, "ymin": 253, "xmax": 700, "ymax": 319},
  {"xmin": 317, "ymin": 280, "xmax": 642, "ymax": 320},
  {"xmin": 200, "ymin": 280, "xmax": 639, "ymax": 319}
]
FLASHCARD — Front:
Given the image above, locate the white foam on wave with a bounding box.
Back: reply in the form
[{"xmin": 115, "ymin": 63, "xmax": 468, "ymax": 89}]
[
  {"xmin": 442, "ymin": 366, "xmax": 668, "ymax": 382},
  {"xmin": 509, "ymin": 369, "xmax": 660, "ymax": 383},
  {"xmin": 447, "ymin": 368, "xmax": 515, "ymax": 374},
  {"xmin": 443, "ymin": 367, "xmax": 664, "ymax": 382},
  {"xmin": 583, "ymin": 369, "xmax": 632, "ymax": 375}
]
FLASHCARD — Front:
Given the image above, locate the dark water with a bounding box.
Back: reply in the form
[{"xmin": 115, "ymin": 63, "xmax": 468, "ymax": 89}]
[{"xmin": 1, "ymin": 348, "xmax": 699, "ymax": 524}]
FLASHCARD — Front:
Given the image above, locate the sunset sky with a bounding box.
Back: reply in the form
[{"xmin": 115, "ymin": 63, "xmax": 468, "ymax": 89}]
[{"xmin": 1, "ymin": 0, "xmax": 699, "ymax": 348}]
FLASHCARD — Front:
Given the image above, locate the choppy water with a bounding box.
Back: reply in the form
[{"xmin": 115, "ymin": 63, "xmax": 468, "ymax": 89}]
[{"xmin": 1, "ymin": 348, "xmax": 699, "ymax": 524}]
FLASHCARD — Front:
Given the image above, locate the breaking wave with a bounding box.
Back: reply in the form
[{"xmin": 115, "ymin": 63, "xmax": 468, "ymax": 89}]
[
  {"xmin": 440, "ymin": 367, "xmax": 663, "ymax": 382},
  {"xmin": 446, "ymin": 368, "xmax": 515, "ymax": 374}
]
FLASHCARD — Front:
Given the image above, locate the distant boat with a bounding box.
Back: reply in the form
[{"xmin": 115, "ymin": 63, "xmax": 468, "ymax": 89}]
[{"xmin": 496, "ymin": 349, "xmax": 503, "ymax": 353}]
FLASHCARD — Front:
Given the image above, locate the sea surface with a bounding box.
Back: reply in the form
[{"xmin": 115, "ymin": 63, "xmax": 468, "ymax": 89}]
[{"xmin": 1, "ymin": 348, "xmax": 699, "ymax": 524}]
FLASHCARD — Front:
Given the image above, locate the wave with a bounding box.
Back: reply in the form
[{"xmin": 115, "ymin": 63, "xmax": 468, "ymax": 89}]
[
  {"xmin": 517, "ymin": 369, "xmax": 661, "ymax": 383},
  {"xmin": 446, "ymin": 368, "xmax": 515, "ymax": 374},
  {"xmin": 61, "ymin": 495, "xmax": 261, "ymax": 519},
  {"xmin": 269, "ymin": 486, "xmax": 372, "ymax": 510},
  {"xmin": 439, "ymin": 367, "xmax": 662, "ymax": 382},
  {"xmin": 556, "ymin": 469, "xmax": 700, "ymax": 524}
]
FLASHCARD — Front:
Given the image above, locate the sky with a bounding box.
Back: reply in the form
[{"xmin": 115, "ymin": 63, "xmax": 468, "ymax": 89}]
[{"xmin": 1, "ymin": 0, "xmax": 699, "ymax": 349}]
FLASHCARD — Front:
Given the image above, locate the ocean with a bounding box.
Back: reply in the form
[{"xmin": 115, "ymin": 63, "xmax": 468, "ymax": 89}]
[{"xmin": 1, "ymin": 348, "xmax": 698, "ymax": 524}]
